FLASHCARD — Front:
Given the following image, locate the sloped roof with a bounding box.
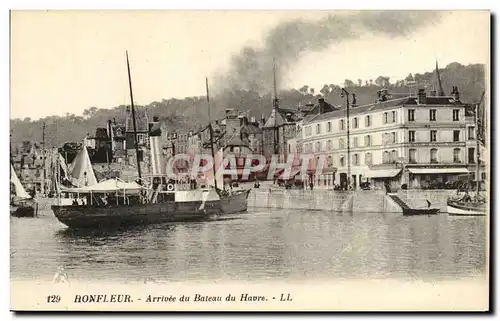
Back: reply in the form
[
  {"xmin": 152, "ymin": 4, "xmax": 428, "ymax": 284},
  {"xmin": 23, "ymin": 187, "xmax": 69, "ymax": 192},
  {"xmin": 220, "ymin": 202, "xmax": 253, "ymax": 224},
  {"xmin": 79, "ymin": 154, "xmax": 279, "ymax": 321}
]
[
  {"xmin": 263, "ymin": 108, "xmax": 287, "ymax": 128},
  {"xmin": 225, "ymin": 133, "xmax": 249, "ymax": 147},
  {"xmin": 240, "ymin": 123, "xmax": 262, "ymax": 135},
  {"xmin": 304, "ymin": 96, "xmax": 464, "ymax": 124}
]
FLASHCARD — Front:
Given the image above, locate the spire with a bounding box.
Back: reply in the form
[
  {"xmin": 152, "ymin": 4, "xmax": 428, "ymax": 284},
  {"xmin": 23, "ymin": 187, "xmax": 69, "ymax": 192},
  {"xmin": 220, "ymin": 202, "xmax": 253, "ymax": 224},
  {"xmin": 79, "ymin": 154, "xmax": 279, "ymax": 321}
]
[
  {"xmin": 435, "ymin": 60, "xmax": 445, "ymax": 96},
  {"xmin": 272, "ymin": 57, "xmax": 279, "ymax": 110}
]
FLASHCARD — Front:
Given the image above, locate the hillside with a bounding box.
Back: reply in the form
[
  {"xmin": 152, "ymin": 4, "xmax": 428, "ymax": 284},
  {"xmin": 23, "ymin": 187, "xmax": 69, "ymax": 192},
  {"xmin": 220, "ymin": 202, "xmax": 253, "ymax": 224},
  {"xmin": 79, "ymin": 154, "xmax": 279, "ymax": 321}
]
[{"xmin": 10, "ymin": 62, "xmax": 486, "ymax": 148}]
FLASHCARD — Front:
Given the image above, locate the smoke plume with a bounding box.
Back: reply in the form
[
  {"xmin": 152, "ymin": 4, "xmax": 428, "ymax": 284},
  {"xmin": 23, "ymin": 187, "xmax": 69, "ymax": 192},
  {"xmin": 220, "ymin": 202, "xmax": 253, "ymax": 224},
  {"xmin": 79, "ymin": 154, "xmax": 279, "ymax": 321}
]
[{"xmin": 214, "ymin": 11, "xmax": 443, "ymax": 95}]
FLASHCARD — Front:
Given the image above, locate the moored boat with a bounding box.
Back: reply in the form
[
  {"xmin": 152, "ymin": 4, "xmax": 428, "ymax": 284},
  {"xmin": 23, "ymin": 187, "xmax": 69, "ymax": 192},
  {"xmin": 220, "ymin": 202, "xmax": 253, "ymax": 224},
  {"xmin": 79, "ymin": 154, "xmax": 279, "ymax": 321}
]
[
  {"xmin": 447, "ymin": 92, "xmax": 488, "ymax": 217},
  {"xmin": 447, "ymin": 199, "xmax": 486, "ymax": 216},
  {"xmin": 51, "ymin": 178, "xmax": 250, "ymax": 229},
  {"xmin": 403, "ymin": 208, "xmax": 440, "ymax": 216},
  {"xmin": 10, "ymin": 164, "xmax": 38, "ymax": 218}
]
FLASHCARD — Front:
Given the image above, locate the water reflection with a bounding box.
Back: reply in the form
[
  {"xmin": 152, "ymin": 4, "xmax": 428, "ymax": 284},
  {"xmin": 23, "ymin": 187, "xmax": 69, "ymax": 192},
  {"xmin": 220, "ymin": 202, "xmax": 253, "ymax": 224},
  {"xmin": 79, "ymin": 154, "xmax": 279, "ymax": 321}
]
[{"xmin": 10, "ymin": 209, "xmax": 486, "ymax": 283}]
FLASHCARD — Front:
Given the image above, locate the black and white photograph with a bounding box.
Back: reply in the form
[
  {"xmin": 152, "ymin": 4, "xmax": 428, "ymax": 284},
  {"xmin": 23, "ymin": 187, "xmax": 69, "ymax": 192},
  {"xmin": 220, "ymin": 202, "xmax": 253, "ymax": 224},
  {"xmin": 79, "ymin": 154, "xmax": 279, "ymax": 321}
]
[{"xmin": 8, "ymin": 9, "xmax": 490, "ymax": 311}]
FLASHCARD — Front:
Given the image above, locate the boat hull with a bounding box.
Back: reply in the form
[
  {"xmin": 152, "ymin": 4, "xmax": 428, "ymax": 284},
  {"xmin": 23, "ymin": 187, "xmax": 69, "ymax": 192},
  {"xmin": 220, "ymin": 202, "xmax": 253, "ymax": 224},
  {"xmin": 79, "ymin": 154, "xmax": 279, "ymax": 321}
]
[
  {"xmin": 10, "ymin": 205, "xmax": 36, "ymax": 218},
  {"xmin": 50, "ymin": 190, "xmax": 251, "ymax": 229},
  {"xmin": 403, "ymin": 208, "xmax": 440, "ymax": 216},
  {"xmin": 221, "ymin": 189, "xmax": 250, "ymax": 214},
  {"xmin": 447, "ymin": 201, "xmax": 486, "ymax": 216}
]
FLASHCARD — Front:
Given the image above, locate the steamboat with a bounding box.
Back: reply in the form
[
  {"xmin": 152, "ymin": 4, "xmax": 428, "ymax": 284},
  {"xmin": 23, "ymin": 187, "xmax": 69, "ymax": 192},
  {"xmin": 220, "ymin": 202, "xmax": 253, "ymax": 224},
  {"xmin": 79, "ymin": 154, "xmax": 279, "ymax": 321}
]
[{"xmin": 50, "ymin": 52, "xmax": 250, "ymax": 229}]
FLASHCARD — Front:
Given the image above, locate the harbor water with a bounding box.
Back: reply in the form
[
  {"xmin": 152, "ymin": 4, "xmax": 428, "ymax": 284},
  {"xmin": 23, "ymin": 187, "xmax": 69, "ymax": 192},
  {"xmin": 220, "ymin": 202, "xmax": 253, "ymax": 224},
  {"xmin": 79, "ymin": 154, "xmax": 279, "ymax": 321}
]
[{"xmin": 10, "ymin": 208, "xmax": 487, "ymax": 283}]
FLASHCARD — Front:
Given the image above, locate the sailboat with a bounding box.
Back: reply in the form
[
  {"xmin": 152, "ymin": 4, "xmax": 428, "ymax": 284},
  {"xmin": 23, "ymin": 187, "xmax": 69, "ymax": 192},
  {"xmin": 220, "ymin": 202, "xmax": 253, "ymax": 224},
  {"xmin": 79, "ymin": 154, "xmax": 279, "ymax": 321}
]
[
  {"xmin": 49, "ymin": 53, "xmax": 248, "ymax": 229},
  {"xmin": 447, "ymin": 92, "xmax": 487, "ymax": 216},
  {"xmin": 10, "ymin": 164, "xmax": 38, "ymax": 218}
]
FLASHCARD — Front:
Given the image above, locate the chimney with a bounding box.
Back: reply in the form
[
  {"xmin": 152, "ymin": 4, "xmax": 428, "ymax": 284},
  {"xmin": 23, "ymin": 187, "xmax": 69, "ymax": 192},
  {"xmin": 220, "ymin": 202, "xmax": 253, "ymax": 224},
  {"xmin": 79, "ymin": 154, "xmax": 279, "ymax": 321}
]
[
  {"xmin": 451, "ymin": 86, "xmax": 460, "ymax": 101},
  {"xmin": 352, "ymin": 93, "xmax": 357, "ymax": 107},
  {"xmin": 418, "ymin": 89, "xmax": 427, "ymax": 105},
  {"xmin": 318, "ymin": 98, "xmax": 324, "ymax": 114}
]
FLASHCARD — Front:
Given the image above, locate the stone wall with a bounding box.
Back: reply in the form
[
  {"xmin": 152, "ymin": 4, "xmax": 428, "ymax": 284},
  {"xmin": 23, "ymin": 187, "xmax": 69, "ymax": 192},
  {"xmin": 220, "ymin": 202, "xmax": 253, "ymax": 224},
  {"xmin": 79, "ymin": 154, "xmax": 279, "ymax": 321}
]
[
  {"xmin": 247, "ymin": 189, "xmax": 475, "ymax": 213},
  {"xmin": 248, "ymin": 189, "xmax": 387, "ymax": 213}
]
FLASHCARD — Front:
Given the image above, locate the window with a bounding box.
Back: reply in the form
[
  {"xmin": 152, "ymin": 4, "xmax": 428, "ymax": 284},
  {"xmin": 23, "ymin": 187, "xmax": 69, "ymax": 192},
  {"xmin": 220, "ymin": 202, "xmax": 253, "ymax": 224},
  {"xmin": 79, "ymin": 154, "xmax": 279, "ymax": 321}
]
[
  {"xmin": 468, "ymin": 147, "xmax": 475, "ymax": 164},
  {"xmin": 353, "ymin": 154, "xmax": 359, "ymax": 166},
  {"xmin": 453, "ymin": 148, "xmax": 461, "ymax": 163},
  {"xmin": 408, "ymin": 109, "xmax": 415, "ymax": 121},
  {"xmin": 365, "ymin": 115, "xmax": 371, "ymax": 127},
  {"xmin": 305, "ymin": 126, "xmax": 312, "ymax": 137},
  {"xmin": 327, "ymin": 122, "xmax": 332, "ymax": 132},
  {"xmin": 383, "ymin": 151, "xmax": 390, "ymax": 164},
  {"xmin": 340, "ymin": 119, "xmax": 345, "ymax": 131},
  {"xmin": 453, "ymin": 109, "xmax": 459, "ymax": 121},
  {"xmin": 340, "ymin": 155, "xmax": 345, "ymax": 167},
  {"xmin": 481, "ymin": 172, "xmax": 486, "ymax": 180},
  {"xmin": 365, "ymin": 152, "xmax": 373, "ymax": 165},
  {"xmin": 391, "ymin": 150, "xmax": 398, "ymax": 163},
  {"xmin": 353, "ymin": 117, "xmax": 359, "ymax": 128},
  {"xmin": 453, "ymin": 130, "xmax": 460, "ymax": 142},
  {"xmin": 383, "ymin": 112, "xmax": 388, "ymax": 124},
  {"xmin": 353, "ymin": 137, "xmax": 358, "ymax": 147},
  {"xmin": 339, "ymin": 138, "xmax": 345, "ymax": 149},
  {"xmin": 315, "ymin": 142, "xmax": 321, "ymax": 152},
  {"xmin": 391, "ymin": 132, "xmax": 397, "ymax": 144},
  {"xmin": 288, "ymin": 144, "xmax": 291, "ymax": 154},
  {"xmin": 430, "ymin": 109, "xmax": 436, "ymax": 121},
  {"xmin": 327, "ymin": 140, "xmax": 332, "ymax": 151},
  {"xmin": 392, "ymin": 111, "xmax": 397, "ymax": 123},
  {"xmin": 409, "ymin": 149, "xmax": 417, "ymax": 163},
  {"xmin": 430, "ymin": 130, "xmax": 437, "ymax": 142},
  {"xmin": 409, "ymin": 130, "xmax": 416, "ymax": 142},
  {"xmin": 364, "ymin": 135, "xmax": 372, "ymax": 146},
  {"xmin": 316, "ymin": 124, "xmax": 321, "ymax": 134},
  {"xmin": 468, "ymin": 127, "xmax": 475, "ymax": 140},
  {"xmin": 430, "ymin": 148, "xmax": 438, "ymax": 163}
]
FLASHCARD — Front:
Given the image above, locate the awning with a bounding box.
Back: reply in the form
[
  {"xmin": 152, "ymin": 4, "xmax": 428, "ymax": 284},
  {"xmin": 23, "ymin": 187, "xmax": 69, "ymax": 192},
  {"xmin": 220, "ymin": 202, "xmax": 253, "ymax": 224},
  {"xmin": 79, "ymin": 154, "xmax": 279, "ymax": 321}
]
[
  {"xmin": 59, "ymin": 178, "xmax": 146, "ymax": 194},
  {"xmin": 366, "ymin": 169, "xmax": 402, "ymax": 179},
  {"xmin": 408, "ymin": 168, "xmax": 469, "ymax": 174}
]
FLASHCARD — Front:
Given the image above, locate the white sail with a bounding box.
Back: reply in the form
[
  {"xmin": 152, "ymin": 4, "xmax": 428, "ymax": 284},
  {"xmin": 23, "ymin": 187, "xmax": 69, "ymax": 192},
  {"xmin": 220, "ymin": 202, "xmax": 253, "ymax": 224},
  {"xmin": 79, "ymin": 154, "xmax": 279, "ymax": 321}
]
[
  {"xmin": 68, "ymin": 146, "xmax": 98, "ymax": 187},
  {"xmin": 58, "ymin": 153, "xmax": 69, "ymax": 179},
  {"xmin": 10, "ymin": 165, "xmax": 31, "ymax": 200}
]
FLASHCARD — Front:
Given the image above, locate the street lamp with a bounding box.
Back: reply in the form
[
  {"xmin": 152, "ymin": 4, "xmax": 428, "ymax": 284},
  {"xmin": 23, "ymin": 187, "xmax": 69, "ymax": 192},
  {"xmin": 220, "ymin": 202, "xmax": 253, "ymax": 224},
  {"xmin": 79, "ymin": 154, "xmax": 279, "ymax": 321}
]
[{"xmin": 341, "ymin": 88, "xmax": 351, "ymax": 189}]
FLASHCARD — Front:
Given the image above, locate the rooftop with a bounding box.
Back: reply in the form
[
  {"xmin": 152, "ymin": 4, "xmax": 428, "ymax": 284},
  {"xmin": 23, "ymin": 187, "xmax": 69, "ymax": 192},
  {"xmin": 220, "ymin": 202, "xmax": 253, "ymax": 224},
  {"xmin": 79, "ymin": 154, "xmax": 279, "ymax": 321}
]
[{"xmin": 304, "ymin": 95, "xmax": 464, "ymax": 124}]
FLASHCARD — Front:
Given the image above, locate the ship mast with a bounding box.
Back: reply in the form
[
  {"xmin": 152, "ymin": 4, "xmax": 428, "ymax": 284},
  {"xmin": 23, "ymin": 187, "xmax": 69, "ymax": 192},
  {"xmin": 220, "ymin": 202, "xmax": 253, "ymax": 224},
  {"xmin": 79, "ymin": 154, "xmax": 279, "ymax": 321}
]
[
  {"xmin": 126, "ymin": 51, "xmax": 142, "ymax": 180},
  {"xmin": 205, "ymin": 77, "xmax": 218, "ymax": 192}
]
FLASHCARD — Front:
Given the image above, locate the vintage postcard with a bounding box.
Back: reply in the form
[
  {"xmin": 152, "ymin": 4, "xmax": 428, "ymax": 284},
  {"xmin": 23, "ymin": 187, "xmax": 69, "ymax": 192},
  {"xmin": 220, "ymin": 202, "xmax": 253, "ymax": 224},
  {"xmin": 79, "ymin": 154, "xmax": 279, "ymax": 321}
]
[{"xmin": 9, "ymin": 10, "xmax": 490, "ymax": 311}]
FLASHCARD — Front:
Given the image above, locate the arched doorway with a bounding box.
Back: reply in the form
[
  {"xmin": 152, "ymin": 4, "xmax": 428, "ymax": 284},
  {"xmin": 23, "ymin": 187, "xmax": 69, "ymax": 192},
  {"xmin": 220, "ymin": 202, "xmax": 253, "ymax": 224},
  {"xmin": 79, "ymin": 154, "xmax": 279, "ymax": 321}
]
[{"xmin": 339, "ymin": 173, "xmax": 348, "ymax": 190}]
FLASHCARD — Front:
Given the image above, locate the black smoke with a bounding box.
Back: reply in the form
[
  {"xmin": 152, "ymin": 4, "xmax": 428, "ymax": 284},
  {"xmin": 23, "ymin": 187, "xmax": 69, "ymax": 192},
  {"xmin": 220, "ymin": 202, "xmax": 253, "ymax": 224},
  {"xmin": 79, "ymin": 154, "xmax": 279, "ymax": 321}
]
[{"xmin": 214, "ymin": 11, "xmax": 443, "ymax": 95}]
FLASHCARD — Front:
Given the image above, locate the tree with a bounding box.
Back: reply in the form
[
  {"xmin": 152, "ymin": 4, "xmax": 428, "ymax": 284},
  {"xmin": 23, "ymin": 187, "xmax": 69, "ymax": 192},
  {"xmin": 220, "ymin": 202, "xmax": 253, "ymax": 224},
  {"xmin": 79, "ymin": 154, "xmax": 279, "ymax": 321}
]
[
  {"xmin": 83, "ymin": 106, "xmax": 98, "ymax": 118},
  {"xmin": 343, "ymin": 79, "xmax": 355, "ymax": 88},
  {"xmin": 320, "ymin": 84, "xmax": 330, "ymax": 96},
  {"xmin": 309, "ymin": 88, "xmax": 315, "ymax": 95},
  {"xmin": 405, "ymin": 73, "xmax": 414, "ymax": 82},
  {"xmin": 299, "ymin": 85, "xmax": 309, "ymax": 95},
  {"xmin": 375, "ymin": 76, "xmax": 390, "ymax": 87}
]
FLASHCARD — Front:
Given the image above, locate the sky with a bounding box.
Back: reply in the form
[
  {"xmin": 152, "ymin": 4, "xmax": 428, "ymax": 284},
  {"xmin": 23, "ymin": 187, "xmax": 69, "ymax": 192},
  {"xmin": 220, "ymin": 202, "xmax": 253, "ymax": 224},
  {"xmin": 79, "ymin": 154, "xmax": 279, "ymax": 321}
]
[{"xmin": 10, "ymin": 10, "xmax": 490, "ymax": 120}]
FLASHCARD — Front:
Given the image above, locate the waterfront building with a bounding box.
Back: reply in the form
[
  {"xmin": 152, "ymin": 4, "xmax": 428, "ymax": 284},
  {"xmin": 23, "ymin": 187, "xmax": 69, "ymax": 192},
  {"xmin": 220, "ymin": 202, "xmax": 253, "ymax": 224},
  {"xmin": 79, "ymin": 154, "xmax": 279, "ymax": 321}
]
[{"xmin": 300, "ymin": 87, "xmax": 479, "ymax": 190}]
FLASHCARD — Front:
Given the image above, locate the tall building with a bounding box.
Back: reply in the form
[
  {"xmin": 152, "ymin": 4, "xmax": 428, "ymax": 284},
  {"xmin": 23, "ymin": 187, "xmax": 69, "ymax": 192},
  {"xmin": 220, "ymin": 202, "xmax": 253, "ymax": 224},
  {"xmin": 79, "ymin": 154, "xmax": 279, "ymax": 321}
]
[{"xmin": 299, "ymin": 87, "xmax": 481, "ymax": 190}]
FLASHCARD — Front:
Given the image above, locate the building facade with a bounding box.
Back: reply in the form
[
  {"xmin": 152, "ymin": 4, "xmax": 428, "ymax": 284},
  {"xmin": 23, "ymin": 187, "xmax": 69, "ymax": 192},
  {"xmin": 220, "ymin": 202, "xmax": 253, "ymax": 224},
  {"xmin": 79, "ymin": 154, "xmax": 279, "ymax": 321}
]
[{"xmin": 300, "ymin": 87, "xmax": 481, "ymax": 190}]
